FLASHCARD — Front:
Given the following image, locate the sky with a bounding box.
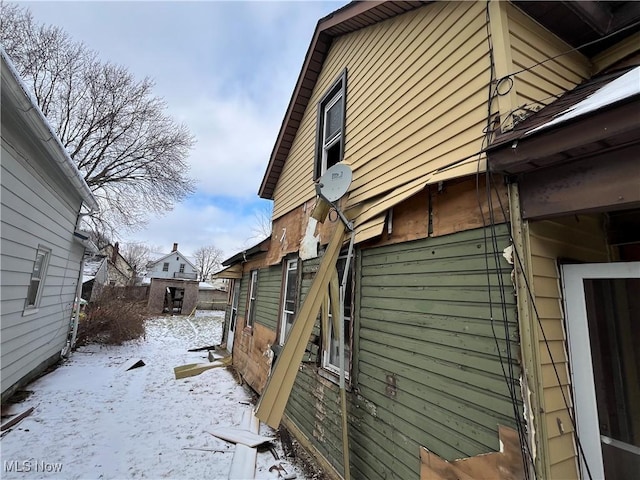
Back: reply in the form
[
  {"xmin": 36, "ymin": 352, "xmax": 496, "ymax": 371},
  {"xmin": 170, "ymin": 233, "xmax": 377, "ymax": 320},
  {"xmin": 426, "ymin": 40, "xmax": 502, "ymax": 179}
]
[{"xmin": 19, "ymin": 0, "xmax": 345, "ymax": 260}]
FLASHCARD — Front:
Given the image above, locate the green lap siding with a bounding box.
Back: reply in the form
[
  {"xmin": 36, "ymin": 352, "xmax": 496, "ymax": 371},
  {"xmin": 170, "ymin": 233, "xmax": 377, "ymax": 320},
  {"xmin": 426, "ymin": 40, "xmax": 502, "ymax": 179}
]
[
  {"xmin": 238, "ymin": 272, "xmax": 249, "ymax": 317},
  {"xmin": 284, "ymin": 225, "xmax": 521, "ymax": 480},
  {"xmin": 357, "ymin": 224, "xmax": 521, "ymax": 476},
  {"xmin": 254, "ymin": 264, "xmax": 282, "ymax": 331}
]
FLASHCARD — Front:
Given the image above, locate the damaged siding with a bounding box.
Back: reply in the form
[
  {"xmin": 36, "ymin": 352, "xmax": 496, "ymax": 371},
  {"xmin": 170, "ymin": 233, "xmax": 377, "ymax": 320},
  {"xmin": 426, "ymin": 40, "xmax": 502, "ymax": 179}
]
[
  {"xmin": 272, "ymin": 1, "xmax": 491, "ymax": 219},
  {"xmin": 283, "ymin": 225, "xmax": 522, "ymax": 480},
  {"xmin": 356, "ymin": 225, "xmax": 521, "ymax": 479}
]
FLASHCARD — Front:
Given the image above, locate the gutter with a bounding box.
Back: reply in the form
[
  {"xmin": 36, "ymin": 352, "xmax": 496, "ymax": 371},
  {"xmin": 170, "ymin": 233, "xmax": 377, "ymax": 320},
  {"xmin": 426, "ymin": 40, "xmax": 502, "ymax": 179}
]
[{"xmin": 1, "ymin": 48, "xmax": 99, "ymax": 212}]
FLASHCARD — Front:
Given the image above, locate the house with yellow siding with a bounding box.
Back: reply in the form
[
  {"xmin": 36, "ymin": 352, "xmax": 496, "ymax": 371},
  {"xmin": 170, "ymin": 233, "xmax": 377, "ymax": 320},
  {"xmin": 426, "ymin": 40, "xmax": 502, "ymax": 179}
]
[{"xmin": 218, "ymin": 2, "xmax": 640, "ymax": 479}]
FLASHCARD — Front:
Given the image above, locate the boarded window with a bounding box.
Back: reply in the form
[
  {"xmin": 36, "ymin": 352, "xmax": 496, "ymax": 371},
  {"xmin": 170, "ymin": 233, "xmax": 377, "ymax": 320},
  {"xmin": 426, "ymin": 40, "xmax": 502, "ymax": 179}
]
[{"xmin": 25, "ymin": 246, "xmax": 50, "ymax": 309}]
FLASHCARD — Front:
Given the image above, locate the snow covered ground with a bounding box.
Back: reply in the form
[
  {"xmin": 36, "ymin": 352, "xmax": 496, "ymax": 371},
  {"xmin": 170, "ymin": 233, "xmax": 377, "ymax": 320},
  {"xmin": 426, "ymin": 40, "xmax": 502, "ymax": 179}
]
[{"xmin": 1, "ymin": 312, "xmax": 309, "ymax": 480}]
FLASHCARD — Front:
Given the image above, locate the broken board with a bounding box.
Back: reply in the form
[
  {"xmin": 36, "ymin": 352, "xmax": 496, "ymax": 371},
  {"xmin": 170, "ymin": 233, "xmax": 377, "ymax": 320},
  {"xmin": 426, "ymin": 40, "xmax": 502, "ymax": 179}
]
[
  {"xmin": 209, "ymin": 426, "xmax": 272, "ymax": 448},
  {"xmin": 173, "ymin": 356, "xmax": 231, "ymax": 379}
]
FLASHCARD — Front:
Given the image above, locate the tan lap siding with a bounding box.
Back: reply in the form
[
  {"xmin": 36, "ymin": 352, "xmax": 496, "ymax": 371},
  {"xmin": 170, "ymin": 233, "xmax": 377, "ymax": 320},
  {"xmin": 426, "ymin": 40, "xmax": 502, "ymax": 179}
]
[
  {"xmin": 273, "ymin": 1, "xmax": 491, "ymax": 219},
  {"xmin": 528, "ymin": 215, "xmax": 609, "ymax": 480}
]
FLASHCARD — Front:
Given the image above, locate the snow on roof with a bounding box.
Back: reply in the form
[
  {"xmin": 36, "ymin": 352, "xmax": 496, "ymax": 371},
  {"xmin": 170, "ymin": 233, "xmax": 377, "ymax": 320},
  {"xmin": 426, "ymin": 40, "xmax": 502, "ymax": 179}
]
[
  {"xmin": 82, "ymin": 257, "xmax": 106, "ymax": 284},
  {"xmin": 527, "ymin": 66, "xmax": 640, "ymax": 135}
]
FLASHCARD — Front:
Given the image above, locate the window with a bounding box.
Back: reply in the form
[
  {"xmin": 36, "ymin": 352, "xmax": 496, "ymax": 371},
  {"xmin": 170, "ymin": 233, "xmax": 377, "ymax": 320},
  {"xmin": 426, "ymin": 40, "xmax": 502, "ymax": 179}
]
[
  {"xmin": 279, "ymin": 258, "xmax": 299, "ymax": 344},
  {"xmin": 323, "ymin": 253, "xmax": 354, "ymax": 377},
  {"xmin": 179, "ymin": 263, "xmax": 185, "ymax": 273},
  {"xmin": 25, "ymin": 246, "xmax": 50, "ymax": 309},
  {"xmin": 246, "ymin": 270, "xmax": 258, "ymax": 328},
  {"xmin": 315, "ymin": 69, "xmax": 347, "ymax": 179},
  {"xmin": 162, "ymin": 262, "xmax": 169, "ymax": 272}
]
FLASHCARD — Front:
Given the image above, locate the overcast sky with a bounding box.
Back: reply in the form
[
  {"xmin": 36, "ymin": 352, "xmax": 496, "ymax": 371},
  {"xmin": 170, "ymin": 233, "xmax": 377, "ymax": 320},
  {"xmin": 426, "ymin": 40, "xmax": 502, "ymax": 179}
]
[{"xmin": 20, "ymin": 0, "xmax": 344, "ymax": 259}]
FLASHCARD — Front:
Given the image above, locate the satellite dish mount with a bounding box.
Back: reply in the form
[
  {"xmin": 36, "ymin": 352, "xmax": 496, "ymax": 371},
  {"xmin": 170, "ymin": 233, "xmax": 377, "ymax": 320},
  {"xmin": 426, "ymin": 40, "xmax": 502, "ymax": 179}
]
[{"xmin": 314, "ymin": 163, "xmax": 354, "ymax": 231}]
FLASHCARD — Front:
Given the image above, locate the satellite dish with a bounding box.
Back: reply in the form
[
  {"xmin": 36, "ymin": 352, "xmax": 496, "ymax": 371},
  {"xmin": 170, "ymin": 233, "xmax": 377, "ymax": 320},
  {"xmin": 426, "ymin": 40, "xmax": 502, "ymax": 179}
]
[{"xmin": 316, "ymin": 163, "xmax": 352, "ymax": 203}]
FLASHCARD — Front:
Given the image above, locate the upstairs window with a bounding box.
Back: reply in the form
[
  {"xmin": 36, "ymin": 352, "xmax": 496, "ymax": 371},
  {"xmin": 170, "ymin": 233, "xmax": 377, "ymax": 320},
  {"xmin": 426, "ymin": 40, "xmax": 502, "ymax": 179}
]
[
  {"xmin": 315, "ymin": 69, "xmax": 347, "ymax": 179},
  {"xmin": 246, "ymin": 270, "xmax": 258, "ymax": 328},
  {"xmin": 162, "ymin": 262, "xmax": 169, "ymax": 272},
  {"xmin": 179, "ymin": 263, "xmax": 185, "ymax": 273},
  {"xmin": 25, "ymin": 246, "xmax": 50, "ymax": 310}
]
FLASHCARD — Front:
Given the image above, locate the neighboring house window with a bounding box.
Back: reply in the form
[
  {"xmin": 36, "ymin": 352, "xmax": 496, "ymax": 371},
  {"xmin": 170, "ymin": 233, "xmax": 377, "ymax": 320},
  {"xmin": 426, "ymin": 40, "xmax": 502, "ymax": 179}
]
[
  {"xmin": 323, "ymin": 253, "xmax": 354, "ymax": 378},
  {"xmin": 179, "ymin": 263, "xmax": 185, "ymax": 273},
  {"xmin": 315, "ymin": 69, "xmax": 347, "ymax": 179},
  {"xmin": 246, "ymin": 270, "xmax": 258, "ymax": 328},
  {"xmin": 279, "ymin": 258, "xmax": 299, "ymax": 344},
  {"xmin": 25, "ymin": 246, "xmax": 50, "ymax": 309},
  {"xmin": 162, "ymin": 262, "xmax": 169, "ymax": 272}
]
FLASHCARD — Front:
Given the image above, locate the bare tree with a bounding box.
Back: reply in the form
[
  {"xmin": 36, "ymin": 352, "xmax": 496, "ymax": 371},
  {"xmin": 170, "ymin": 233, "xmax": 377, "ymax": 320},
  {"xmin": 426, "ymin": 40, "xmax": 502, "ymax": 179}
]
[
  {"xmin": 120, "ymin": 242, "xmax": 153, "ymax": 278},
  {"xmin": 0, "ymin": 4, "xmax": 195, "ymax": 233},
  {"xmin": 193, "ymin": 245, "xmax": 223, "ymax": 282},
  {"xmin": 249, "ymin": 203, "xmax": 273, "ymax": 242}
]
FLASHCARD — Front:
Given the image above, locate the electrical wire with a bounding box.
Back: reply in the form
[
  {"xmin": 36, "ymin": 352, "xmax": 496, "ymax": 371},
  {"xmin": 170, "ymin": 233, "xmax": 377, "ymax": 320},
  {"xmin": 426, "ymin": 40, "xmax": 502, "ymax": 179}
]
[
  {"xmin": 479, "ymin": 4, "xmax": 535, "ymax": 478},
  {"xmin": 487, "ymin": 174, "xmax": 595, "ymax": 480}
]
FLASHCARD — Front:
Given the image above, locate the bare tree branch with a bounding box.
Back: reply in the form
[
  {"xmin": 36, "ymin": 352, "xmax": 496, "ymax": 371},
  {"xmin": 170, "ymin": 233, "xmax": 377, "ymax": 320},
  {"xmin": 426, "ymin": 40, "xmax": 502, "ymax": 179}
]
[
  {"xmin": 193, "ymin": 245, "xmax": 223, "ymax": 282},
  {"xmin": 0, "ymin": 4, "xmax": 196, "ymax": 233}
]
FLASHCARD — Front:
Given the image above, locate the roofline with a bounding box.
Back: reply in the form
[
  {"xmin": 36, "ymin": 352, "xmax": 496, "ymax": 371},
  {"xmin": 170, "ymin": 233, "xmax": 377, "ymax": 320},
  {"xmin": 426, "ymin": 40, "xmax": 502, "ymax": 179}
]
[
  {"xmin": 1, "ymin": 48, "xmax": 99, "ymax": 212},
  {"xmin": 147, "ymin": 250, "xmax": 197, "ymax": 270},
  {"xmin": 222, "ymin": 236, "xmax": 271, "ymax": 266},
  {"xmin": 258, "ymin": 1, "xmax": 426, "ymax": 200}
]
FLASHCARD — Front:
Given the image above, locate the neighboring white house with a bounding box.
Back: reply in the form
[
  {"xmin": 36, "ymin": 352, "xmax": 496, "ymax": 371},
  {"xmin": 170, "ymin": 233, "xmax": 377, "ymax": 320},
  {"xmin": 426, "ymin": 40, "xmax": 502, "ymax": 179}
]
[
  {"xmin": 1, "ymin": 49, "xmax": 99, "ymax": 402},
  {"xmin": 145, "ymin": 243, "xmax": 198, "ymax": 280}
]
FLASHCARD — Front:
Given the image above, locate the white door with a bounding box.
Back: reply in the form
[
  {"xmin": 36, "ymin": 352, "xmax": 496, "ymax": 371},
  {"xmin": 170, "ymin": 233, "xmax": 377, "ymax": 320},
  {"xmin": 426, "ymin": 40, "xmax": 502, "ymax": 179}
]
[
  {"xmin": 227, "ymin": 282, "xmax": 240, "ymax": 353},
  {"xmin": 562, "ymin": 262, "xmax": 640, "ymax": 479}
]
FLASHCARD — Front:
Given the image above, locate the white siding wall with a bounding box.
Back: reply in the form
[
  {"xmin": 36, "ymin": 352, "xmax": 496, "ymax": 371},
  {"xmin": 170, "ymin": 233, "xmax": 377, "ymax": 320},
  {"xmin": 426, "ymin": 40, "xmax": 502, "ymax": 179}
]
[
  {"xmin": 1, "ymin": 121, "xmax": 85, "ymax": 399},
  {"xmin": 148, "ymin": 252, "xmax": 197, "ymax": 279}
]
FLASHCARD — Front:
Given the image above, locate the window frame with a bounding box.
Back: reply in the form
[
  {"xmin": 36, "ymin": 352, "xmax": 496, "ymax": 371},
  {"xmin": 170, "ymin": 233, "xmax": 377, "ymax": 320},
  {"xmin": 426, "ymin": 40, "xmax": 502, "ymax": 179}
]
[
  {"xmin": 314, "ymin": 68, "xmax": 348, "ymax": 180},
  {"xmin": 179, "ymin": 263, "xmax": 185, "ymax": 273},
  {"xmin": 246, "ymin": 270, "xmax": 259, "ymax": 329},
  {"xmin": 278, "ymin": 257, "xmax": 299, "ymax": 345},
  {"xmin": 162, "ymin": 262, "xmax": 169, "ymax": 272},
  {"xmin": 24, "ymin": 246, "xmax": 51, "ymax": 312},
  {"xmin": 322, "ymin": 251, "xmax": 354, "ymax": 379}
]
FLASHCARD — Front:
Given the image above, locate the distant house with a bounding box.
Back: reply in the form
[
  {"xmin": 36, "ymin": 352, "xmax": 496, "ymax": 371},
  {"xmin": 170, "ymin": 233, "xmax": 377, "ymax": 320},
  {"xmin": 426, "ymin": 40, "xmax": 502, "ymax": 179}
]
[
  {"xmin": 146, "ymin": 243, "xmax": 197, "ymax": 280},
  {"xmin": 1, "ymin": 49, "xmax": 99, "ymax": 402},
  {"xmin": 99, "ymin": 243, "xmax": 134, "ymax": 286},
  {"xmin": 81, "ymin": 256, "xmax": 108, "ymax": 302},
  {"xmin": 216, "ymin": 3, "xmax": 640, "ymax": 480},
  {"xmin": 145, "ymin": 243, "xmax": 199, "ymax": 315}
]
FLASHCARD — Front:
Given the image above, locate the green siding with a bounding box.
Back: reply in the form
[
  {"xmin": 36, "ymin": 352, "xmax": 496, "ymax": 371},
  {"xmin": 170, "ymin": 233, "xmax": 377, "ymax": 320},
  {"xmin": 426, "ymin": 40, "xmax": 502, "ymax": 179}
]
[
  {"xmin": 255, "ymin": 264, "xmax": 283, "ymax": 331},
  {"xmin": 238, "ymin": 272, "xmax": 249, "ymax": 317},
  {"xmin": 284, "ymin": 226, "xmax": 522, "ymax": 480}
]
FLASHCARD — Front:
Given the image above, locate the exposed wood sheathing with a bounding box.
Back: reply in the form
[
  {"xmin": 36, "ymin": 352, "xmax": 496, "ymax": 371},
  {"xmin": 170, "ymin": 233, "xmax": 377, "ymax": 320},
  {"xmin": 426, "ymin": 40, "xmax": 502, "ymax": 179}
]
[
  {"xmin": 256, "ymin": 223, "xmax": 346, "ymax": 427},
  {"xmin": 420, "ymin": 425, "xmax": 524, "ymax": 480},
  {"xmin": 271, "ymin": 1, "xmax": 492, "ymax": 226},
  {"xmin": 527, "ymin": 215, "xmax": 609, "ymax": 480}
]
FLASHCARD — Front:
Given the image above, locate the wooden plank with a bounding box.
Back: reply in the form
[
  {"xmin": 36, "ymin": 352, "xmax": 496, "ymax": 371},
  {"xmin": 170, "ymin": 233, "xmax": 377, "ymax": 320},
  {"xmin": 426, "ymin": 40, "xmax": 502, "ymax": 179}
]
[
  {"xmin": 209, "ymin": 427, "xmax": 272, "ymax": 448},
  {"xmin": 1, "ymin": 406, "xmax": 35, "ymax": 431},
  {"xmin": 173, "ymin": 357, "xmax": 231, "ymax": 379},
  {"xmin": 256, "ymin": 222, "xmax": 346, "ymax": 428}
]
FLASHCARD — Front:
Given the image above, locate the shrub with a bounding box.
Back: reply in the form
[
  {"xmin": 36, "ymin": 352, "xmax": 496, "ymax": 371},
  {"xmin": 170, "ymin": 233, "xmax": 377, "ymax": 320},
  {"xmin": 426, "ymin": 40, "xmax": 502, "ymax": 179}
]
[{"xmin": 77, "ymin": 287, "xmax": 150, "ymax": 345}]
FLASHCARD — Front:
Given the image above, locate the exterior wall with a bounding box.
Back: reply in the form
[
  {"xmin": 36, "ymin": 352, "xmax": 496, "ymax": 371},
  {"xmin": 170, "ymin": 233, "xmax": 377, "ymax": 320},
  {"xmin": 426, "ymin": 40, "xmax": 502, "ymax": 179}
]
[
  {"xmin": 146, "ymin": 278, "xmax": 198, "ymax": 315},
  {"xmin": 1, "ymin": 117, "xmax": 85, "ymax": 401},
  {"xmin": 507, "ymin": 3, "xmax": 590, "ymax": 117},
  {"xmin": 272, "ymin": 1, "xmax": 492, "ymax": 219},
  {"xmin": 148, "ymin": 252, "xmax": 197, "ymax": 279},
  {"xmin": 527, "ymin": 215, "xmax": 609, "ymax": 479},
  {"xmin": 197, "ymin": 289, "xmax": 227, "ymax": 310},
  {"xmin": 283, "ymin": 225, "xmax": 521, "ymax": 480}
]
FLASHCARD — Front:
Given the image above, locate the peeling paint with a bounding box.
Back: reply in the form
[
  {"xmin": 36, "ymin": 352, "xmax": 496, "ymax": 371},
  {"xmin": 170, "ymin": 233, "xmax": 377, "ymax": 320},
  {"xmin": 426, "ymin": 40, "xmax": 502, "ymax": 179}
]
[
  {"xmin": 503, "ymin": 244, "xmax": 514, "ymax": 264},
  {"xmin": 356, "ymin": 394, "xmax": 377, "ymax": 418},
  {"xmin": 300, "ymin": 217, "xmax": 319, "ymax": 260}
]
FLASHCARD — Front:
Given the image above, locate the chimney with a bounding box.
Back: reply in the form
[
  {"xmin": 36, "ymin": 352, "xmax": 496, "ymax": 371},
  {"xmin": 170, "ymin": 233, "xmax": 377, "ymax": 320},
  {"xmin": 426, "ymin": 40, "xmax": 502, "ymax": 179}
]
[
  {"xmin": 172, "ymin": 242, "xmax": 178, "ymax": 252},
  {"xmin": 112, "ymin": 242, "xmax": 119, "ymax": 263}
]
